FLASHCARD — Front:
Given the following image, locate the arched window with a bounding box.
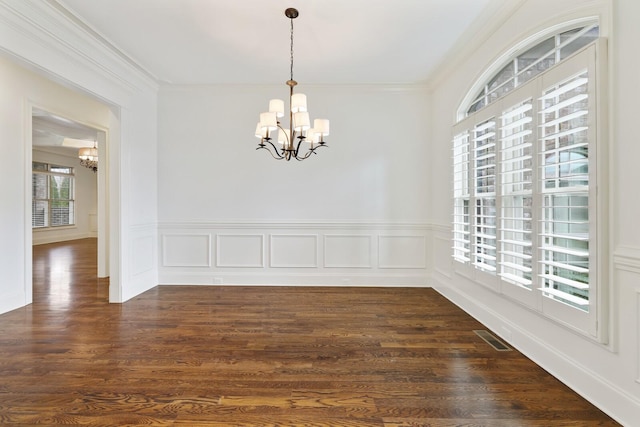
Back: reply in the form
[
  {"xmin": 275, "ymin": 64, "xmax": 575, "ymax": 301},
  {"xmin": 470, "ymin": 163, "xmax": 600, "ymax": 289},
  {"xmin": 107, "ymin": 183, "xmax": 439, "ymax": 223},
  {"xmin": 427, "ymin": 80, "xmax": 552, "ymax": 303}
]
[
  {"xmin": 459, "ymin": 22, "xmax": 599, "ymax": 118},
  {"xmin": 452, "ymin": 21, "xmax": 607, "ymax": 341}
]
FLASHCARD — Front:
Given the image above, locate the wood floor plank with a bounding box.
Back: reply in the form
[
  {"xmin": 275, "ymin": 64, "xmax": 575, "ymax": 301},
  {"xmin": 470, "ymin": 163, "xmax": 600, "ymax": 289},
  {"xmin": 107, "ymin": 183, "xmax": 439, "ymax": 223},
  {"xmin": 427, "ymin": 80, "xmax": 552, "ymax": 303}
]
[{"xmin": 0, "ymin": 239, "xmax": 620, "ymax": 425}]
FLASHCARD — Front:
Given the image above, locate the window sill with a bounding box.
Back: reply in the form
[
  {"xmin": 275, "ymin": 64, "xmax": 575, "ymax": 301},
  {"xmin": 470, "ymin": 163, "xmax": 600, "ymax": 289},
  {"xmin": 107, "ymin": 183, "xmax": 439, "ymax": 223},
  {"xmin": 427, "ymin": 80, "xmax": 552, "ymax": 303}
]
[{"xmin": 33, "ymin": 225, "xmax": 78, "ymax": 232}]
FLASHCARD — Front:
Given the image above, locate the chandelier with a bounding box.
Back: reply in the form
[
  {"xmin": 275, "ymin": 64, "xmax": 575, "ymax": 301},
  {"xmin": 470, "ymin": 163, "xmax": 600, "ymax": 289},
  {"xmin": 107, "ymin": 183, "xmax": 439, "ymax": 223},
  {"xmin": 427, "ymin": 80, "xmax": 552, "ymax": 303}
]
[
  {"xmin": 78, "ymin": 143, "xmax": 98, "ymax": 172},
  {"xmin": 255, "ymin": 8, "xmax": 330, "ymax": 161}
]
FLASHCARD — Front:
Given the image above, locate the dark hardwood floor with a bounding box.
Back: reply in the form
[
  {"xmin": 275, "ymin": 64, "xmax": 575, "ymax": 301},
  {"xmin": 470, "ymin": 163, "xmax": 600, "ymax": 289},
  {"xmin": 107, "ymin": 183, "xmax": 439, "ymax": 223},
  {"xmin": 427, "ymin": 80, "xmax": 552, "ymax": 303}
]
[{"xmin": 0, "ymin": 238, "xmax": 619, "ymax": 426}]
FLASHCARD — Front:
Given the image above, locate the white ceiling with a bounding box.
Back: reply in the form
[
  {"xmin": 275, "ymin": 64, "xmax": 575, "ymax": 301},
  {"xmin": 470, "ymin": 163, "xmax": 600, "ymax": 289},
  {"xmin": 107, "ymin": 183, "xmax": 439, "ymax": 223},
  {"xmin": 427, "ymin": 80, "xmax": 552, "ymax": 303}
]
[
  {"xmin": 55, "ymin": 0, "xmax": 509, "ymax": 85},
  {"xmin": 32, "ymin": 108, "xmax": 98, "ymax": 156}
]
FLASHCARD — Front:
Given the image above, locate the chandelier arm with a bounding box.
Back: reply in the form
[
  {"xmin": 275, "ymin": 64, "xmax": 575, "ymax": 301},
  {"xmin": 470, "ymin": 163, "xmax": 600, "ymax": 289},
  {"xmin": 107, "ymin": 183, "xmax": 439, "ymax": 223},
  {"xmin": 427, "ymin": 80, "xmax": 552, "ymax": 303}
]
[
  {"xmin": 257, "ymin": 144, "xmax": 285, "ymax": 160},
  {"xmin": 293, "ymin": 136, "xmax": 305, "ymax": 156},
  {"xmin": 298, "ymin": 143, "xmax": 328, "ymax": 160},
  {"xmin": 276, "ymin": 122, "xmax": 295, "ymax": 155},
  {"xmin": 266, "ymin": 138, "xmax": 287, "ymax": 158}
]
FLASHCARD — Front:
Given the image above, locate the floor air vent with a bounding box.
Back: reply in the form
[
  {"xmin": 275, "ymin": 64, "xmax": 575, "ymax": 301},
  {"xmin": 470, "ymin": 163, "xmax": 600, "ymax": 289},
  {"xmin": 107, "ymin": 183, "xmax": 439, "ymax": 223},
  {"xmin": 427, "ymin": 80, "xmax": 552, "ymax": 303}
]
[{"xmin": 473, "ymin": 329, "xmax": 512, "ymax": 351}]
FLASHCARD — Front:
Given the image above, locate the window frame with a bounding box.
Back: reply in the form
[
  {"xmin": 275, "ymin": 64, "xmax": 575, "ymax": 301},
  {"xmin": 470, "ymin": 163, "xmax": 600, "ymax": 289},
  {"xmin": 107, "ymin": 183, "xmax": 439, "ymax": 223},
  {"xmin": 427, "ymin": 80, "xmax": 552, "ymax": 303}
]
[
  {"xmin": 452, "ymin": 40, "xmax": 608, "ymax": 342},
  {"xmin": 32, "ymin": 161, "xmax": 76, "ymax": 229}
]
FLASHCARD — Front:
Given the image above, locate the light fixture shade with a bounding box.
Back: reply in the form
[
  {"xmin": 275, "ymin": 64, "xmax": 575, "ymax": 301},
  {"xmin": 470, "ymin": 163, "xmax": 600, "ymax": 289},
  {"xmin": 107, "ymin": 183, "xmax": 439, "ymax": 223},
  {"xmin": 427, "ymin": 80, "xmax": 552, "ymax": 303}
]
[
  {"xmin": 306, "ymin": 128, "xmax": 319, "ymax": 144},
  {"xmin": 78, "ymin": 146, "xmax": 98, "ymax": 161},
  {"xmin": 255, "ymin": 123, "xmax": 267, "ymax": 138},
  {"xmin": 269, "ymin": 99, "xmax": 285, "ymax": 118},
  {"xmin": 78, "ymin": 147, "xmax": 92, "ymax": 160},
  {"xmin": 293, "ymin": 111, "xmax": 310, "ymax": 131},
  {"xmin": 291, "ymin": 93, "xmax": 307, "ymax": 113},
  {"xmin": 314, "ymin": 119, "xmax": 330, "ymax": 136},
  {"xmin": 259, "ymin": 112, "xmax": 278, "ymax": 131}
]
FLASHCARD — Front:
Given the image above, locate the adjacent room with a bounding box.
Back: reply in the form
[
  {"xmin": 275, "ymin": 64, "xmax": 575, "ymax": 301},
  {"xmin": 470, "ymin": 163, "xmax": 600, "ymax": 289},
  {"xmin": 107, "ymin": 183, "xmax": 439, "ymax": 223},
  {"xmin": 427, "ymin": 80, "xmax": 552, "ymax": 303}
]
[{"xmin": 0, "ymin": 0, "xmax": 638, "ymax": 425}]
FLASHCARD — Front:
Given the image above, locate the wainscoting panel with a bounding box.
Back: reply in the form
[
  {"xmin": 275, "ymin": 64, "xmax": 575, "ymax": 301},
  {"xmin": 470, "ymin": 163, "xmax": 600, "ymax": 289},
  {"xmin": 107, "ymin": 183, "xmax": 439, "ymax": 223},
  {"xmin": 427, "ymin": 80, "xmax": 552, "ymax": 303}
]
[
  {"xmin": 324, "ymin": 235, "xmax": 373, "ymax": 268},
  {"xmin": 433, "ymin": 229, "xmax": 453, "ymax": 279},
  {"xmin": 126, "ymin": 224, "xmax": 159, "ymax": 302},
  {"xmin": 132, "ymin": 235, "xmax": 154, "ymax": 276},
  {"xmin": 158, "ymin": 222, "xmax": 430, "ymax": 286},
  {"xmin": 162, "ymin": 234, "xmax": 211, "ymax": 267},
  {"xmin": 216, "ymin": 234, "xmax": 264, "ymax": 268},
  {"xmin": 270, "ymin": 234, "xmax": 318, "ymax": 268},
  {"xmin": 378, "ymin": 235, "xmax": 427, "ymax": 269}
]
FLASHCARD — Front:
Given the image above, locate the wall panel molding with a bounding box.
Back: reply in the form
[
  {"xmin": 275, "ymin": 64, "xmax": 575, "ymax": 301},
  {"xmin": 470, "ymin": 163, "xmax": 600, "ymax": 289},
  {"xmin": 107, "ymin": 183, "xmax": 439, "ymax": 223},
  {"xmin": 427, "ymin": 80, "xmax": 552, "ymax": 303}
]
[
  {"xmin": 132, "ymin": 235, "xmax": 154, "ymax": 276},
  {"xmin": 378, "ymin": 235, "xmax": 427, "ymax": 269},
  {"xmin": 216, "ymin": 234, "xmax": 264, "ymax": 268},
  {"xmin": 162, "ymin": 234, "xmax": 211, "ymax": 267},
  {"xmin": 158, "ymin": 221, "xmax": 431, "ymax": 287},
  {"xmin": 270, "ymin": 234, "xmax": 318, "ymax": 268},
  {"xmin": 324, "ymin": 235, "xmax": 373, "ymax": 268},
  {"xmin": 433, "ymin": 235, "xmax": 453, "ymax": 279}
]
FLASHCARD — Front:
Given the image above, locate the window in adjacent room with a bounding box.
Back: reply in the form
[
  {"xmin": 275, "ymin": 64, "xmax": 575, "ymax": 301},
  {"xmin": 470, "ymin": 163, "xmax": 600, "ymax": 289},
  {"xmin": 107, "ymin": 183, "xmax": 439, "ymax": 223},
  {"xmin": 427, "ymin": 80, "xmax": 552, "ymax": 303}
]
[
  {"xmin": 32, "ymin": 162, "xmax": 75, "ymax": 228},
  {"xmin": 452, "ymin": 21, "xmax": 607, "ymax": 341}
]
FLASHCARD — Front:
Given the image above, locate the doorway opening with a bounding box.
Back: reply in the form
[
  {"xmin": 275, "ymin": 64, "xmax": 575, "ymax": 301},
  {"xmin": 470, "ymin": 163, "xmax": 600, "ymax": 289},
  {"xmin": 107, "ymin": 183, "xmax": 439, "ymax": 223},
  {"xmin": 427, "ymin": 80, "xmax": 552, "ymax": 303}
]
[{"xmin": 31, "ymin": 107, "xmax": 109, "ymax": 303}]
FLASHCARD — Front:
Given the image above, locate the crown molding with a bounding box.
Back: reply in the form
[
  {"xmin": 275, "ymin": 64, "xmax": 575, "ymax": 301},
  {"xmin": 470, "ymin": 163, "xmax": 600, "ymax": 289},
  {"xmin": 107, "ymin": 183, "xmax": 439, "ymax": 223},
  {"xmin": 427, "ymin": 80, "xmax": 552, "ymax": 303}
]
[
  {"xmin": 0, "ymin": 0, "xmax": 158, "ymax": 98},
  {"xmin": 48, "ymin": 0, "xmax": 158, "ymax": 83}
]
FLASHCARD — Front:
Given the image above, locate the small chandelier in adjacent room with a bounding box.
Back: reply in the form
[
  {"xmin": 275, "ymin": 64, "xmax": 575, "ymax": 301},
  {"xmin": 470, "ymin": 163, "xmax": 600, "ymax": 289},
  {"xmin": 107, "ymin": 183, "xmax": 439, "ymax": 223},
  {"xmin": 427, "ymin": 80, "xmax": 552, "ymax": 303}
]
[
  {"xmin": 78, "ymin": 143, "xmax": 98, "ymax": 172},
  {"xmin": 255, "ymin": 8, "xmax": 330, "ymax": 161}
]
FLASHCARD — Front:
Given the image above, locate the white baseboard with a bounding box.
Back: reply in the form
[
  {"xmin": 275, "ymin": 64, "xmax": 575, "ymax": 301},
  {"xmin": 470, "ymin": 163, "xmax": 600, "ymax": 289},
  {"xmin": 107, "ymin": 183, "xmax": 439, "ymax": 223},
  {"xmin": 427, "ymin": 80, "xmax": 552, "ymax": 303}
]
[
  {"xmin": 32, "ymin": 232, "xmax": 94, "ymax": 246},
  {"xmin": 0, "ymin": 290, "xmax": 26, "ymax": 315},
  {"xmin": 159, "ymin": 272, "xmax": 429, "ymax": 287}
]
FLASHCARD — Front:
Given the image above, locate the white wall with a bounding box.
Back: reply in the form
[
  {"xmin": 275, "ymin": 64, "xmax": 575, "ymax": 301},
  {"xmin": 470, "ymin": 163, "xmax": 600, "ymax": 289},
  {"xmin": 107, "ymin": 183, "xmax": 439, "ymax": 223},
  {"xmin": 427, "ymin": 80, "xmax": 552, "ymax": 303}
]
[
  {"xmin": 32, "ymin": 148, "xmax": 98, "ymax": 245},
  {"xmin": 0, "ymin": 0, "xmax": 159, "ymax": 309},
  {"xmin": 0, "ymin": 54, "xmax": 112, "ymax": 313},
  {"xmin": 428, "ymin": 0, "xmax": 640, "ymax": 424},
  {"xmin": 157, "ymin": 84, "xmax": 431, "ymax": 286}
]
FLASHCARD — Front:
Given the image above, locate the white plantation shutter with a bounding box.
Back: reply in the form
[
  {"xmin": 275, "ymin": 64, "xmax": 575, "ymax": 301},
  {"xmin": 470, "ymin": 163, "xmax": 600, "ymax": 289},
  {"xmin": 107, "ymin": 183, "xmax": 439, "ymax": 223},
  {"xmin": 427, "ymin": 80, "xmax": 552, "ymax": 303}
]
[
  {"xmin": 453, "ymin": 132, "xmax": 471, "ymax": 263},
  {"xmin": 499, "ymin": 100, "xmax": 534, "ymax": 289},
  {"xmin": 32, "ymin": 171, "xmax": 48, "ymax": 228},
  {"xmin": 452, "ymin": 40, "xmax": 605, "ymax": 339},
  {"xmin": 473, "ymin": 119, "xmax": 497, "ymax": 273},
  {"xmin": 539, "ymin": 70, "xmax": 591, "ymax": 309}
]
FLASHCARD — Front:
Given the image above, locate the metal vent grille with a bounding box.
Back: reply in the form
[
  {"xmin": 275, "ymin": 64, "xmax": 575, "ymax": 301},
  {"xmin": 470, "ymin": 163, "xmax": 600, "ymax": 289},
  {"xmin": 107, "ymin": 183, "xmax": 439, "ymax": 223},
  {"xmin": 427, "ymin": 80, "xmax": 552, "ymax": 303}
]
[{"xmin": 473, "ymin": 329, "xmax": 512, "ymax": 351}]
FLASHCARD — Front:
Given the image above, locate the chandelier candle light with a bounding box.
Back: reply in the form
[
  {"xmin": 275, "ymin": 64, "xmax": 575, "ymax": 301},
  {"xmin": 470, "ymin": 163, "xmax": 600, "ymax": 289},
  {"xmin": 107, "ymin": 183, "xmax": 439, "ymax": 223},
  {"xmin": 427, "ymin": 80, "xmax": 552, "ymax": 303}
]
[{"xmin": 255, "ymin": 7, "xmax": 330, "ymax": 161}]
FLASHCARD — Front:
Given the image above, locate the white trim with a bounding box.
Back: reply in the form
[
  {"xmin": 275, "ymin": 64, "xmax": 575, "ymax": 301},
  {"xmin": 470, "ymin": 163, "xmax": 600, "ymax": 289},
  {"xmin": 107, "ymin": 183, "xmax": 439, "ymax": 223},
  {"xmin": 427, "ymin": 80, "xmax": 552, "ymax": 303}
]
[
  {"xmin": 614, "ymin": 246, "xmax": 640, "ymax": 274},
  {"xmin": 159, "ymin": 222, "xmax": 431, "ymax": 287},
  {"xmin": 0, "ymin": 0, "xmax": 158, "ymax": 94},
  {"xmin": 159, "ymin": 272, "xmax": 428, "ymax": 288},
  {"xmin": 159, "ymin": 220, "xmax": 430, "ymax": 231}
]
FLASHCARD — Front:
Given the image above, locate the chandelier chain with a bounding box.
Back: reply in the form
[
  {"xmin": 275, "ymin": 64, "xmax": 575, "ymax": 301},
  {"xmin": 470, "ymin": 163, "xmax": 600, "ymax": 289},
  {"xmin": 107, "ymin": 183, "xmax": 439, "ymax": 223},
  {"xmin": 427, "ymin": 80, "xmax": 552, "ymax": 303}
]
[{"xmin": 289, "ymin": 16, "xmax": 294, "ymax": 81}]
